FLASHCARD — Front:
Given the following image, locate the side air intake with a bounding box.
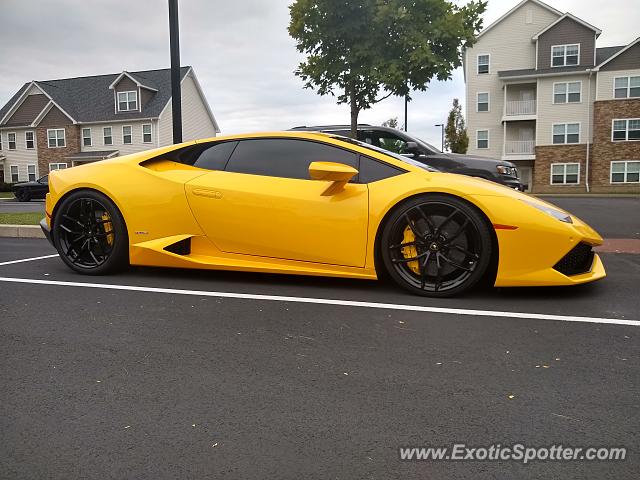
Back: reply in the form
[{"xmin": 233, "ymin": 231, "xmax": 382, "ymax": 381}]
[{"xmin": 164, "ymin": 237, "xmax": 192, "ymax": 255}]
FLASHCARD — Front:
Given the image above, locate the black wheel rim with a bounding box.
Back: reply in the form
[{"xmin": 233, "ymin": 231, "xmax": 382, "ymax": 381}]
[
  {"xmin": 387, "ymin": 202, "xmax": 482, "ymax": 293},
  {"xmin": 57, "ymin": 198, "xmax": 115, "ymax": 269}
]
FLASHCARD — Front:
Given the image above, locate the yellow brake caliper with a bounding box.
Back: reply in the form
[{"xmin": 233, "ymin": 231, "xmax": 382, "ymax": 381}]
[
  {"xmin": 101, "ymin": 213, "xmax": 114, "ymax": 246},
  {"xmin": 401, "ymin": 225, "xmax": 420, "ymax": 274}
]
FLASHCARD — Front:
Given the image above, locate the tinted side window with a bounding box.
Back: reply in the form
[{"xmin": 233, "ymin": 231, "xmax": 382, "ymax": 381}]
[
  {"xmin": 358, "ymin": 156, "xmax": 405, "ymax": 183},
  {"xmin": 377, "ymin": 134, "xmax": 408, "ymax": 154},
  {"xmin": 225, "ymin": 139, "xmax": 358, "ymax": 180},
  {"xmin": 193, "ymin": 141, "xmax": 238, "ymax": 170}
]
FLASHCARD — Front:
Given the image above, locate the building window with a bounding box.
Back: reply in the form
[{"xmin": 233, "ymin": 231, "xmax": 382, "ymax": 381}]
[
  {"xmin": 27, "ymin": 164, "xmax": 36, "ymax": 181},
  {"xmin": 476, "ymin": 130, "xmax": 489, "ymax": 149},
  {"xmin": 8, "ymin": 132, "xmax": 16, "ymax": 150},
  {"xmin": 47, "ymin": 129, "xmax": 66, "ymax": 148},
  {"xmin": 117, "ymin": 91, "xmax": 138, "ymax": 111},
  {"xmin": 477, "ymin": 55, "xmax": 490, "ymax": 74},
  {"xmin": 552, "ymin": 44, "xmax": 579, "ymax": 67},
  {"xmin": 49, "ymin": 163, "xmax": 67, "ymax": 171},
  {"xmin": 611, "ymin": 161, "xmax": 640, "ymax": 183},
  {"xmin": 612, "ymin": 119, "xmax": 640, "ymax": 141},
  {"xmin": 10, "ymin": 165, "xmax": 19, "ymax": 183},
  {"xmin": 103, "ymin": 127, "xmax": 113, "ymax": 145},
  {"xmin": 25, "ymin": 131, "xmax": 35, "ymax": 149},
  {"xmin": 552, "ymin": 123, "xmax": 580, "ymax": 144},
  {"xmin": 614, "ymin": 76, "xmax": 640, "ymax": 99},
  {"xmin": 553, "ymin": 82, "xmax": 581, "ymax": 103},
  {"xmin": 477, "ymin": 92, "xmax": 489, "ymax": 112},
  {"xmin": 122, "ymin": 125, "xmax": 132, "ymax": 144},
  {"xmin": 82, "ymin": 128, "xmax": 92, "ymax": 147},
  {"xmin": 551, "ymin": 163, "xmax": 579, "ymax": 185},
  {"xmin": 142, "ymin": 124, "xmax": 152, "ymax": 143}
]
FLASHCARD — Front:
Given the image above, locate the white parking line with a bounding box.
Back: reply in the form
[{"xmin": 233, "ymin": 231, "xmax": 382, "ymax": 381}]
[
  {"xmin": 0, "ymin": 275, "xmax": 638, "ymax": 326},
  {"xmin": 0, "ymin": 254, "xmax": 59, "ymax": 266}
]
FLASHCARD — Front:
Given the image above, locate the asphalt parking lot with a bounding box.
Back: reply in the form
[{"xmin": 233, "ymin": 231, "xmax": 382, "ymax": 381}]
[{"xmin": 1, "ymin": 196, "xmax": 639, "ymax": 479}]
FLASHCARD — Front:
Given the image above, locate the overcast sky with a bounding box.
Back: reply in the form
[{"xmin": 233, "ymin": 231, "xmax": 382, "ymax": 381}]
[{"xmin": 0, "ymin": 0, "xmax": 637, "ymax": 146}]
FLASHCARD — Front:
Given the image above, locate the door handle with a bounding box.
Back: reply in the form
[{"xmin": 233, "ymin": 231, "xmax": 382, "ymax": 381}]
[{"xmin": 192, "ymin": 188, "xmax": 223, "ymax": 199}]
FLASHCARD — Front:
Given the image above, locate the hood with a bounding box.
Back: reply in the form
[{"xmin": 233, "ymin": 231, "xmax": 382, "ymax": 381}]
[
  {"xmin": 431, "ymin": 152, "xmax": 516, "ymax": 167},
  {"xmin": 13, "ymin": 180, "xmax": 42, "ymax": 187}
]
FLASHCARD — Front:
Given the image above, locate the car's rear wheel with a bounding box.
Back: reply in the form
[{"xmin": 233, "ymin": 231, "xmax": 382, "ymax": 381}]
[
  {"xmin": 52, "ymin": 190, "xmax": 128, "ymax": 275},
  {"xmin": 15, "ymin": 189, "xmax": 30, "ymax": 202},
  {"xmin": 379, "ymin": 195, "xmax": 492, "ymax": 297}
]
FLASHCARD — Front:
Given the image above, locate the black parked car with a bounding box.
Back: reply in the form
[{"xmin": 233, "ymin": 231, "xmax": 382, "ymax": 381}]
[
  {"xmin": 290, "ymin": 125, "xmax": 523, "ymax": 190},
  {"xmin": 12, "ymin": 175, "xmax": 48, "ymax": 201}
]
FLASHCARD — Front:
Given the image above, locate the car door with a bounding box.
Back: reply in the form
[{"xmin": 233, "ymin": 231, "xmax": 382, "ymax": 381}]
[{"xmin": 185, "ymin": 138, "xmax": 369, "ymax": 267}]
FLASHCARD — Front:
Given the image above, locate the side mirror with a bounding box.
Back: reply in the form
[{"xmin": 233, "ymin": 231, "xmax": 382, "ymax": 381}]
[
  {"xmin": 405, "ymin": 141, "xmax": 421, "ymax": 156},
  {"xmin": 309, "ymin": 161, "xmax": 358, "ymax": 196}
]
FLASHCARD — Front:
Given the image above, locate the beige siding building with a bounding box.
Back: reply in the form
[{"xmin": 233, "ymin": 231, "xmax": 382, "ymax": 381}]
[
  {"xmin": 464, "ymin": 0, "xmax": 640, "ymax": 193},
  {"xmin": 0, "ymin": 67, "xmax": 219, "ymax": 184}
]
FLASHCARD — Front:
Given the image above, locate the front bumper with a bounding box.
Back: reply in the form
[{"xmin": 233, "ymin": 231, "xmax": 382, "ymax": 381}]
[
  {"xmin": 500, "ymin": 177, "xmax": 525, "ymax": 191},
  {"xmin": 40, "ymin": 217, "xmax": 54, "ymax": 246}
]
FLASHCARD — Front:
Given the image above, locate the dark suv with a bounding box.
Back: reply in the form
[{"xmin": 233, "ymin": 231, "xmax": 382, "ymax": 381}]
[{"xmin": 291, "ymin": 125, "xmax": 523, "ymax": 190}]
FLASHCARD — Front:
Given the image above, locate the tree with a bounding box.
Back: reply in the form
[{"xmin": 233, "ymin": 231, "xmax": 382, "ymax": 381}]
[
  {"xmin": 289, "ymin": 0, "xmax": 486, "ymax": 138},
  {"xmin": 444, "ymin": 98, "xmax": 469, "ymax": 153},
  {"xmin": 382, "ymin": 117, "xmax": 399, "ymax": 129}
]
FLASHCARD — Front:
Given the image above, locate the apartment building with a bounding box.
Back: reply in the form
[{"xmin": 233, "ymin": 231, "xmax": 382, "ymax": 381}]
[
  {"xmin": 0, "ymin": 67, "xmax": 220, "ymax": 184},
  {"xmin": 464, "ymin": 0, "xmax": 639, "ymax": 193}
]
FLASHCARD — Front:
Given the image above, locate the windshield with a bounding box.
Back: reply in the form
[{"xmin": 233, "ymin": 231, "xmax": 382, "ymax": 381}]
[
  {"xmin": 413, "ymin": 136, "xmax": 441, "ymax": 154},
  {"xmin": 329, "ymin": 135, "xmax": 439, "ymax": 172}
]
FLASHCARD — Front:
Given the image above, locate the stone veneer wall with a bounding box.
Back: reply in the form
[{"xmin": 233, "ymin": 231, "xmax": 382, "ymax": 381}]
[
  {"xmin": 533, "ymin": 144, "xmax": 589, "ymax": 194},
  {"xmin": 590, "ymin": 99, "xmax": 640, "ymax": 193},
  {"xmin": 35, "ymin": 125, "xmax": 81, "ymax": 175}
]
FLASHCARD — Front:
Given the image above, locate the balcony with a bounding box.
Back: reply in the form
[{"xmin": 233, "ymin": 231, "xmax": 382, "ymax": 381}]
[
  {"xmin": 505, "ymin": 140, "xmax": 535, "ymax": 155},
  {"xmin": 505, "ymin": 100, "xmax": 536, "ymax": 116}
]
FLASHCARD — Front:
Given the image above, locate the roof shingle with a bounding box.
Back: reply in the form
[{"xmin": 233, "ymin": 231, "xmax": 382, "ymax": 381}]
[{"xmin": 0, "ymin": 67, "xmax": 190, "ymax": 125}]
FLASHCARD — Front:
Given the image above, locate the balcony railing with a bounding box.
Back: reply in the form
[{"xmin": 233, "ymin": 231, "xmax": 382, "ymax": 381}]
[
  {"xmin": 505, "ymin": 140, "xmax": 535, "ymax": 155},
  {"xmin": 505, "ymin": 99, "xmax": 536, "ymax": 116}
]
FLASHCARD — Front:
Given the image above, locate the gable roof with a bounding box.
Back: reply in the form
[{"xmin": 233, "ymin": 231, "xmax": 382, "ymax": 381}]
[
  {"xmin": 108, "ymin": 71, "xmax": 158, "ymax": 92},
  {"xmin": 0, "ymin": 80, "xmax": 77, "ymax": 126},
  {"xmin": 0, "ymin": 67, "xmax": 201, "ymax": 126},
  {"xmin": 594, "ymin": 37, "xmax": 640, "ymax": 70},
  {"xmin": 531, "ymin": 12, "xmax": 601, "ymax": 40},
  {"xmin": 34, "ymin": 67, "xmax": 191, "ymax": 123},
  {"xmin": 477, "ymin": 0, "xmax": 562, "ymax": 39},
  {"xmin": 595, "ymin": 46, "xmax": 626, "ymax": 66},
  {"xmin": 0, "ymin": 83, "xmax": 31, "ymax": 124}
]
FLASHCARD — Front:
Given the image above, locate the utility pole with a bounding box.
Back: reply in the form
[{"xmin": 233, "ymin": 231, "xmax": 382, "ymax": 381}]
[
  {"xmin": 404, "ymin": 95, "xmax": 408, "ymax": 132},
  {"xmin": 434, "ymin": 123, "xmax": 444, "ymax": 152},
  {"xmin": 168, "ymin": 0, "xmax": 183, "ymax": 144}
]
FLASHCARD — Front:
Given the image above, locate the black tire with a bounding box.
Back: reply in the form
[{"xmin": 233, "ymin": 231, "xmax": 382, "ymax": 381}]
[
  {"xmin": 52, "ymin": 190, "xmax": 129, "ymax": 275},
  {"xmin": 15, "ymin": 189, "xmax": 30, "ymax": 202},
  {"xmin": 379, "ymin": 194, "xmax": 492, "ymax": 297}
]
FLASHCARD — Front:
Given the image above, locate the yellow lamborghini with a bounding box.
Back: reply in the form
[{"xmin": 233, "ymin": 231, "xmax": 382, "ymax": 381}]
[{"xmin": 41, "ymin": 131, "xmax": 605, "ymax": 297}]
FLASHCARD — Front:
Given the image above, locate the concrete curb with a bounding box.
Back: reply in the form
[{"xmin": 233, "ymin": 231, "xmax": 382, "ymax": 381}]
[
  {"xmin": 0, "ymin": 224, "xmax": 45, "ymax": 239},
  {"xmin": 535, "ymin": 194, "xmax": 640, "ymax": 198}
]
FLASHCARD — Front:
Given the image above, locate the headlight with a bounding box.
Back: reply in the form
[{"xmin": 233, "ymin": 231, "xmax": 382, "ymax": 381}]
[
  {"xmin": 522, "ymin": 200, "xmax": 573, "ymax": 223},
  {"xmin": 497, "ymin": 165, "xmax": 514, "ymax": 175}
]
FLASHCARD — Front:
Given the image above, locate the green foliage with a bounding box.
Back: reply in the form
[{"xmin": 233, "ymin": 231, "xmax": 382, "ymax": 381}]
[
  {"xmin": 382, "ymin": 117, "xmax": 399, "ymax": 129},
  {"xmin": 0, "ymin": 212, "xmax": 42, "ymax": 225},
  {"xmin": 444, "ymin": 98, "xmax": 469, "ymax": 153},
  {"xmin": 380, "ymin": 118, "xmax": 405, "ymax": 153},
  {"xmin": 289, "ymin": 0, "xmax": 487, "ymax": 137}
]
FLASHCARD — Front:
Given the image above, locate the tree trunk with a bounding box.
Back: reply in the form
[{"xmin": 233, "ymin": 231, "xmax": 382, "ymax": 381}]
[{"xmin": 349, "ymin": 86, "xmax": 358, "ymax": 139}]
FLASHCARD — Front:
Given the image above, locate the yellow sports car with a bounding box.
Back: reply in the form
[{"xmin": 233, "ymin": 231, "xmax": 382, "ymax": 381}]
[{"xmin": 41, "ymin": 132, "xmax": 605, "ymax": 297}]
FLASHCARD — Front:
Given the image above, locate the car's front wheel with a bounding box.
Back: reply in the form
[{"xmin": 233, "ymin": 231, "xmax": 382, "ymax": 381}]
[
  {"xmin": 379, "ymin": 195, "xmax": 492, "ymax": 297},
  {"xmin": 52, "ymin": 190, "xmax": 129, "ymax": 275},
  {"xmin": 14, "ymin": 189, "xmax": 30, "ymax": 202}
]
